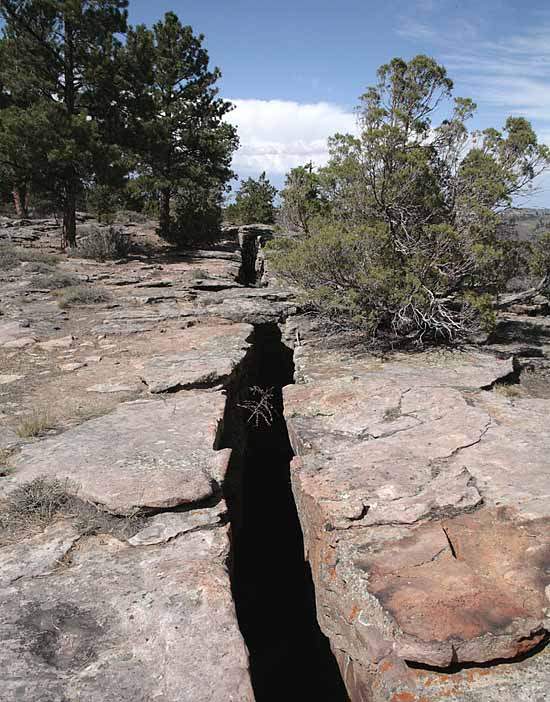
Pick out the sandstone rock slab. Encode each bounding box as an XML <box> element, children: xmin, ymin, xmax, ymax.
<box><xmin>0</xmin><ymin>521</ymin><xmax>80</xmax><ymax>587</ymax></box>
<box><xmin>141</xmin><ymin>322</ymin><xmax>253</xmax><ymax>392</ymax></box>
<box><xmin>0</xmin><ymin>527</ymin><xmax>254</xmax><ymax>701</ymax></box>
<box><xmin>284</xmin><ymin>343</ymin><xmax>550</xmax><ymax>700</ymax></box>
<box><xmin>36</xmin><ymin>335</ymin><xmax>75</xmax><ymax>351</ymax></box>
<box><xmin>11</xmin><ymin>394</ymin><xmax>231</xmax><ymax>514</ymax></box>
<box><xmin>128</xmin><ymin>501</ymin><xmax>226</xmax><ymax>546</ymax></box>
<box><xmin>0</xmin><ymin>374</ymin><xmax>25</xmax><ymax>385</ymax></box>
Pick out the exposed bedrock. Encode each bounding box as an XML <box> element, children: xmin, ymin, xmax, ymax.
<box><xmin>283</xmin><ymin>340</ymin><xmax>550</xmax><ymax>701</ymax></box>
<box><xmin>3</xmin><ymin>222</ymin><xmax>550</xmax><ymax>702</ymax></box>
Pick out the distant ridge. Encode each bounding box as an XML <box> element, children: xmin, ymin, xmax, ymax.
<box><xmin>499</xmin><ymin>207</ymin><xmax>550</xmax><ymax>242</ymax></box>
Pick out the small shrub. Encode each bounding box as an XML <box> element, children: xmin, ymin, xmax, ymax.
<box><xmin>16</xmin><ymin>411</ymin><xmax>56</xmax><ymax>438</ymax></box>
<box><xmin>494</xmin><ymin>383</ymin><xmax>523</xmax><ymax>399</ymax></box>
<box><xmin>267</xmin><ymin>225</ymin><xmax>497</xmax><ymax>343</ymax></box>
<box><xmin>189</xmin><ymin>268</ymin><xmax>211</xmax><ymax>279</ymax></box>
<box><xmin>73</xmin><ymin>226</ymin><xmax>131</xmax><ymax>261</ymax></box>
<box><xmin>0</xmin><ymin>247</ymin><xmax>20</xmax><ymax>271</ymax></box>
<box><xmin>238</xmin><ymin>386</ymin><xmax>277</xmax><ymax>427</ymax></box>
<box><xmin>0</xmin><ymin>477</ymin><xmax>69</xmax><ymax>530</ymax></box>
<box><xmin>0</xmin><ymin>245</ymin><xmax>59</xmax><ymax>271</ymax></box>
<box><xmin>56</xmin><ymin>285</ymin><xmax>110</xmax><ymax>308</ymax></box>
<box><xmin>32</xmin><ymin>271</ymin><xmax>80</xmax><ymax>289</ymax></box>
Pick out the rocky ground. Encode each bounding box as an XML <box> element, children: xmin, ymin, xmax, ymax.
<box><xmin>0</xmin><ymin>216</ymin><xmax>549</xmax><ymax>701</ymax></box>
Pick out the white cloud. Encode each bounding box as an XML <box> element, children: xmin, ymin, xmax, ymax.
<box><xmin>225</xmin><ymin>99</ymin><xmax>356</xmax><ymax>182</ymax></box>
<box><xmin>396</xmin><ymin>20</ymin><xmax>437</xmax><ymax>41</ymax></box>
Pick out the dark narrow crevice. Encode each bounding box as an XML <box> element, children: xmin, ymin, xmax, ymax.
<box><xmin>223</xmin><ymin>323</ymin><xmax>349</xmax><ymax>701</ymax></box>
<box><xmin>442</xmin><ymin>526</ymin><xmax>458</xmax><ymax>559</ymax></box>
<box><xmin>238</xmin><ymin>231</ymin><xmax>260</xmax><ymax>286</ymax></box>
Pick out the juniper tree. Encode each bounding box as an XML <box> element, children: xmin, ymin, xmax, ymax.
<box><xmin>0</xmin><ymin>0</ymin><xmax>128</xmax><ymax>246</ymax></box>
<box><xmin>271</xmin><ymin>56</ymin><xmax>550</xmax><ymax>342</ymax></box>
<box><xmin>122</xmin><ymin>12</ymin><xmax>238</xmax><ymax>239</ymax></box>
<box><xmin>280</xmin><ymin>162</ymin><xmax>324</xmax><ymax>234</ymax></box>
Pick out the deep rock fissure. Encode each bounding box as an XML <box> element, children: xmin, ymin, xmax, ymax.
<box><xmin>237</xmin><ymin>230</ymin><xmax>261</xmax><ymax>286</ymax></box>
<box><xmin>221</xmin><ymin>323</ymin><xmax>349</xmax><ymax>701</ymax></box>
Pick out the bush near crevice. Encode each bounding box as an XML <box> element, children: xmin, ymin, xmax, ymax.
<box><xmin>269</xmin><ymin>55</ymin><xmax>550</xmax><ymax>344</ymax></box>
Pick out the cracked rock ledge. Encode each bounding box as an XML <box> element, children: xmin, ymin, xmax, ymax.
<box><xmin>283</xmin><ymin>339</ymin><xmax>550</xmax><ymax>701</ymax></box>
<box><xmin>1</xmin><ymin>225</ymin><xmax>549</xmax><ymax>702</ymax></box>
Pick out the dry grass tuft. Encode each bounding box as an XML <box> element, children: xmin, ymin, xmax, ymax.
<box><xmin>32</xmin><ymin>271</ymin><xmax>80</xmax><ymax>289</ymax></box>
<box><xmin>0</xmin><ymin>477</ymin><xmax>145</xmax><ymax>544</ymax></box>
<box><xmin>55</xmin><ymin>285</ymin><xmax>110</xmax><ymax>309</ymax></box>
<box><xmin>0</xmin><ymin>245</ymin><xmax>59</xmax><ymax>271</ymax></box>
<box><xmin>494</xmin><ymin>383</ymin><xmax>523</xmax><ymax>399</ymax></box>
<box><xmin>16</xmin><ymin>411</ymin><xmax>56</xmax><ymax>438</ymax></box>
<box><xmin>0</xmin><ymin>477</ymin><xmax>69</xmax><ymax>532</ymax></box>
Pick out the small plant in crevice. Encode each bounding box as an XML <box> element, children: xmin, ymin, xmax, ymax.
<box><xmin>238</xmin><ymin>386</ymin><xmax>278</xmax><ymax>427</ymax></box>
<box><xmin>494</xmin><ymin>383</ymin><xmax>523</xmax><ymax>399</ymax></box>
<box><xmin>383</xmin><ymin>406</ymin><xmax>401</xmax><ymax>422</ymax></box>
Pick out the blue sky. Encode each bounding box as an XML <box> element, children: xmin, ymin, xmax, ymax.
<box><xmin>127</xmin><ymin>0</ymin><xmax>550</xmax><ymax>204</ymax></box>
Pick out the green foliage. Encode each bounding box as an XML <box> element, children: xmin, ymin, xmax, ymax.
<box><xmin>272</xmin><ymin>55</ymin><xmax>550</xmax><ymax>343</ymax></box>
<box><xmin>0</xmin><ymin>0</ymin><xmax>129</xmax><ymax>245</ymax></box>
<box><xmin>280</xmin><ymin>163</ymin><xmax>324</xmax><ymax>234</ymax></box>
<box><xmin>0</xmin><ymin>6</ymin><xmax>236</xmax><ymax>249</ymax></box>
<box><xmin>121</xmin><ymin>12</ymin><xmax>238</xmax><ymax>238</ymax></box>
<box><xmin>228</xmin><ymin>172</ymin><xmax>278</xmax><ymax>225</ymax></box>
<box><xmin>86</xmin><ymin>184</ymin><xmax>120</xmax><ymax>224</ymax></box>
<box><xmin>171</xmin><ymin>181</ymin><xmax>224</xmax><ymax>247</ymax></box>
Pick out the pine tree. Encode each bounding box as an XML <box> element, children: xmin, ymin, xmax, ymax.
<box><xmin>231</xmin><ymin>172</ymin><xmax>278</xmax><ymax>225</ymax></box>
<box><xmin>122</xmin><ymin>12</ymin><xmax>238</xmax><ymax>239</ymax></box>
<box><xmin>0</xmin><ymin>0</ymin><xmax>128</xmax><ymax>246</ymax></box>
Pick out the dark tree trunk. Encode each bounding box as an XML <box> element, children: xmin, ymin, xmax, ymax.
<box><xmin>61</xmin><ymin>17</ymin><xmax>77</xmax><ymax>249</ymax></box>
<box><xmin>159</xmin><ymin>188</ymin><xmax>171</xmax><ymax>237</ymax></box>
<box><xmin>12</xmin><ymin>185</ymin><xmax>28</xmax><ymax>218</ymax></box>
<box><xmin>62</xmin><ymin>182</ymin><xmax>77</xmax><ymax>248</ymax></box>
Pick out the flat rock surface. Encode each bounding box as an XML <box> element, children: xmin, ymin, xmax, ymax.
<box><xmin>0</xmin><ymin>520</ymin><xmax>80</xmax><ymax>587</ymax></box>
<box><xmin>11</xmin><ymin>393</ymin><xmax>231</xmax><ymax>514</ymax></box>
<box><xmin>0</xmin><ymin>225</ymin><xmax>283</xmax><ymax>700</ymax></box>
<box><xmin>141</xmin><ymin>322</ymin><xmax>253</xmax><ymax>392</ymax></box>
<box><xmin>284</xmin><ymin>341</ymin><xmax>550</xmax><ymax>699</ymax></box>
<box><xmin>0</xmin><ymin>526</ymin><xmax>254</xmax><ymax>702</ymax></box>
